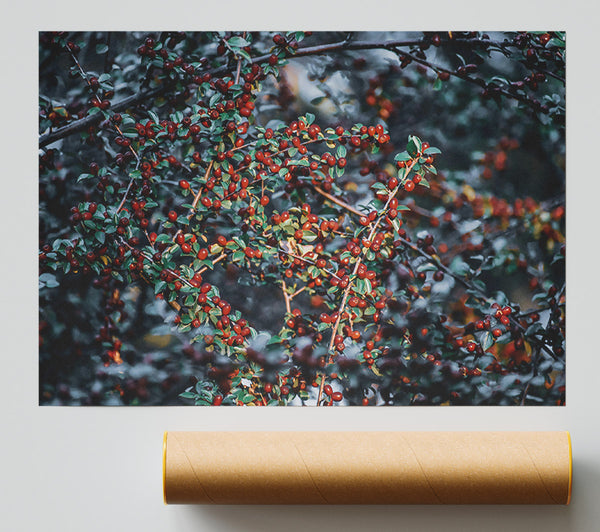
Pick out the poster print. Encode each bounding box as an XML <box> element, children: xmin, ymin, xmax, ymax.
<box><xmin>39</xmin><ymin>31</ymin><xmax>565</xmax><ymax>405</ymax></box>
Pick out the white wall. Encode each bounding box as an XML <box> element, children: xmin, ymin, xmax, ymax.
<box><xmin>2</xmin><ymin>1</ymin><xmax>599</xmax><ymax>530</ymax></box>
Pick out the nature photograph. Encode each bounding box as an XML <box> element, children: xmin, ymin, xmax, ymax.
<box><xmin>38</xmin><ymin>31</ymin><xmax>566</xmax><ymax>406</ymax></box>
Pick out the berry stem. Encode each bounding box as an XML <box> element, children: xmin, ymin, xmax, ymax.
<box><xmin>281</xmin><ymin>280</ymin><xmax>292</xmax><ymax>315</ymax></box>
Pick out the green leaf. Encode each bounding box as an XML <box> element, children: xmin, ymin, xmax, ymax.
<box><xmin>236</xmin><ymin>48</ymin><xmax>252</xmax><ymax>62</ymax></box>
<box><xmin>407</xmin><ymin>136</ymin><xmax>422</xmax><ymax>157</ymax></box>
<box><xmin>96</xmin><ymin>44</ymin><xmax>109</xmax><ymax>54</ymax></box>
<box><xmin>355</xmin><ymin>278</ymin><xmax>371</xmax><ymax>295</ymax></box>
<box><xmin>227</xmin><ymin>36</ymin><xmax>249</xmax><ymax>48</ymax></box>
<box><xmin>155</xmin><ymin>234</ymin><xmax>171</xmax><ymax>244</ymax></box>
<box><xmin>450</xmin><ymin>257</ymin><xmax>471</xmax><ymax>276</ymax></box>
<box><xmin>98</xmin><ymin>73</ymin><xmax>111</xmax><ymax>83</ymax></box>
<box><xmin>480</xmin><ymin>331</ymin><xmax>494</xmax><ymax>351</ymax></box>
<box><xmin>417</xmin><ymin>263</ymin><xmax>438</xmax><ymax>272</ymax></box>
<box><xmin>39</xmin><ymin>273</ymin><xmax>59</xmax><ymax>288</ymax></box>
<box><xmin>394</xmin><ymin>151</ymin><xmax>411</xmax><ymax>162</ymax></box>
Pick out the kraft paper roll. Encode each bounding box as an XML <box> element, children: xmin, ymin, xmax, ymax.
<box><xmin>163</xmin><ymin>431</ymin><xmax>572</xmax><ymax>505</ymax></box>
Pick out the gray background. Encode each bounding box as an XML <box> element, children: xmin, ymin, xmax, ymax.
<box><xmin>2</xmin><ymin>1</ymin><xmax>599</xmax><ymax>530</ymax></box>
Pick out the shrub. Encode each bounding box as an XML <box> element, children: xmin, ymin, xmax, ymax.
<box><xmin>39</xmin><ymin>31</ymin><xmax>565</xmax><ymax>405</ymax></box>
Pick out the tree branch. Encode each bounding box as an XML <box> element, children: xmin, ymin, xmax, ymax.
<box><xmin>317</xmin><ymin>158</ymin><xmax>419</xmax><ymax>405</ymax></box>
<box><xmin>312</xmin><ymin>179</ymin><xmax>564</xmax><ymax>367</ymax></box>
<box><xmin>42</xmin><ymin>35</ymin><xmax>559</xmax><ymax>148</ymax></box>
<box><xmin>281</xmin><ymin>280</ymin><xmax>292</xmax><ymax>315</ymax></box>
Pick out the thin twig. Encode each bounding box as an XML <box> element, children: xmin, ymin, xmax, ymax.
<box><xmin>233</xmin><ymin>32</ymin><xmax>247</xmax><ymax>85</ymax></box>
<box><xmin>314</xmin><ymin>186</ymin><xmax>363</xmax><ymax>217</ymax></box>
<box><xmin>172</xmin><ymin>161</ymin><xmax>215</xmax><ymax>242</ymax></box>
<box><xmin>291</xmin><ymin>286</ymin><xmax>307</xmax><ymax>299</ymax></box>
<box><xmin>190</xmin><ymin>162</ymin><xmax>214</xmax><ymax>210</ymax></box>
<box><xmin>282</xmin><ymin>280</ymin><xmax>292</xmax><ymax>315</ymax></box>
<box><xmin>198</xmin><ymin>252</ymin><xmax>227</xmax><ymax>275</ymax></box>
<box><xmin>116</xmin><ymin>177</ymin><xmax>136</xmax><ymax>213</ymax></box>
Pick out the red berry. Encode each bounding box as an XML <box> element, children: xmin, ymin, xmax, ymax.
<box><xmin>273</xmin><ymin>34</ymin><xmax>286</xmax><ymax>46</ymax></box>
<box><xmin>179</xmin><ymin>179</ymin><xmax>190</xmax><ymax>189</ymax></box>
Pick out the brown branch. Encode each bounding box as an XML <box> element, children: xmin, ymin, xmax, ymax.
<box><xmin>391</xmin><ymin>47</ymin><xmax>547</xmax><ymax>113</ymax></box>
<box><xmin>198</xmin><ymin>252</ymin><xmax>227</xmax><ymax>275</ymax></box>
<box><xmin>310</xmin><ymin>162</ymin><xmax>563</xmax><ymax>404</ymax></box>
<box><xmin>190</xmin><ymin>161</ymin><xmax>214</xmax><ymax>211</ymax></box>
<box><xmin>317</xmin><ymin>158</ymin><xmax>418</xmax><ymax>405</ymax></box>
<box><xmin>313</xmin><ymin>186</ymin><xmax>363</xmax><ymax>217</ymax></box>
<box><xmin>233</xmin><ymin>32</ymin><xmax>247</xmax><ymax>86</ymax></box>
<box><xmin>172</xmin><ymin>161</ymin><xmax>215</xmax><ymax>242</ymax></box>
<box><xmin>113</xmin><ymin>123</ymin><xmax>140</xmax><ymax>165</ymax></box>
<box><xmin>41</xmin><ymin>34</ymin><xmax>561</xmax><ymax>149</ymax></box>
<box><xmin>400</xmin><ymin>232</ymin><xmax>563</xmax><ymax>362</ymax></box>
<box><xmin>113</xmin><ymin>122</ymin><xmax>142</xmax><ymax>213</ymax></box>
<box><xmin>290</xmin><ymin>286</ymin><xmax>307</xmax><ymax>299</ymax></box>
<box><xmin>41</xmin><ymin>38</ymin><xmax>427</xmax><ymax>146</ymax></box>
<box><xmin>116</xmin><ymin>177</ymin><xmax>136</xmax><ymax>213</ymax></box>
<box><xmin>40</xmin><ymin>86</ymin><xmax>167</xmax><ymax>147</ymax></box>
<box><xmin>65</xmin><ymin>46</ymin><xmax>142</xmax><ymax>214</ymax></box>
<box><xmin>281</xmin><ymin>280</ymin><xmax>292</xmax><ymax>315</ymax></box>
<box><xmin>276</xmin><ymin>247</ymin><xmax>342</xmax><ymax>282</ymax></box>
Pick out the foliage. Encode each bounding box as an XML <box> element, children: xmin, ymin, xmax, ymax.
<box><xmin>39</xmin><ymin>31</ymin><xmax>565</xmax><ymax>405</ymax></box>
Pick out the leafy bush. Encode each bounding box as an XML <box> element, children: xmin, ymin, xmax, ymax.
<box><xmin>39</xmin><ymin>31</ymin><xmax>565</xmax><ymax>405</ymax></box>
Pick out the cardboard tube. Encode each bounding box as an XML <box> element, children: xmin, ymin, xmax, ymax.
<box><xmin>163</xmin><ymin>431</ymin><xmax>572</xmax><ymax>505</ymax></box>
